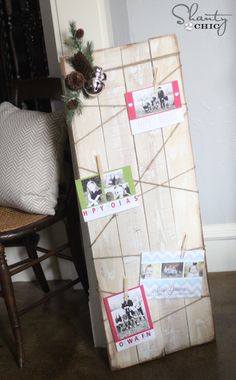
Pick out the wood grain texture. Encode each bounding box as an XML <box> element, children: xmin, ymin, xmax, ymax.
<box><xmin>62</xmin><ymin>34</ymin><xmax>214</xmax><ymax>370</ymax></box>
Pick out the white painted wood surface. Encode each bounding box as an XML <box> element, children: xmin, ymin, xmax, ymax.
<box><xmin>62</xmin><ymin>34</ymin><xmax>214</xmax><ymax>370</ymax></box>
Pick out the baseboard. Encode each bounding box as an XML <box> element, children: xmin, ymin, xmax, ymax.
<box><xmin>203</xmin><ymin>223</ymin><xmax>236</xmax><ymax>272</ymax></box>
<box><xmin>203</xmin><ymin>223</ymin><xmax>236</xmax><ymax>241</ymax></box>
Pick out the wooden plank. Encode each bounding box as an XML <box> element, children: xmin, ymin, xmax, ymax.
<box><xmin>186</xmin><ymin>297</ymin><xmax>215</xmax><ymax>345</ymax></box>
<box><xmin>108</xmin><ymin>341</ymin><xmax>139</xmax><ymax>370</ymax></box>
<box><xmin>94</xmin><ymin>257</ymin><xmax>124</xmax><ymax>293</ymax></box>
<box><xmin>149</xmin><ymin>35</ymin><xmax>179</xmax><ymax>58</ymax></box>
<box><xmin>116</xmin><ymin>201</ymin><xmax>150</xmax><ymax>256</ymax></box>
<box><xmin>142</xmin><ymin>186</ymin><xmax>177</xmax><ymax>251</ymax></box>
<box><xmin>160</xmin><ymin>308</ymin><xmax>190</xmax><ymax>354</ymax></box>
<box><xmin>93</xmin><ymin>47</ymin><xmax>122</xmax><ymax>71</ymax></box>
<box><xmin>63</xmin><ymin>34</ymin><xmax>214</xmax><ymax>370</ymax></box>
<box><xmin>89</xmin><ymin>216</ymin><xmax>122</xmax><ymax>259</ymax></box>
<box><xmin>136</xmin><ymin>321</ymin><xmax>165</xmax><ymax>361</ymax></box>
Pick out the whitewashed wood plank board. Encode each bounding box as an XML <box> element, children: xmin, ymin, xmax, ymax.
<box><xmin>62</xmin><ymin>34</ymin><xmax>214</xmax><ymax>370</ymax></box>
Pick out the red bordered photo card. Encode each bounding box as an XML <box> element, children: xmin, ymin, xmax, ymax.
<box><xmin>125</xmin><ymin>80</ymin><xmax>183</xmax><ymax>134</ymax></box>
<box><xmin>104</xmin><ymin>285</ymin><xmax>155</xmax><ymax>352</ymax></box>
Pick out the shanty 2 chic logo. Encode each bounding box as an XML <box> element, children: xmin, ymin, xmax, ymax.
<box><xmin>172</xmin><ymin>3</ymin><xmax>232</xmax><ymax>36</ymax></box>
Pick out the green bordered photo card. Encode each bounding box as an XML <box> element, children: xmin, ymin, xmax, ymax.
<box><xmin>75</xmin><ymin>165</ymin><xmax>139</xmax><ymax>222</ymax></box>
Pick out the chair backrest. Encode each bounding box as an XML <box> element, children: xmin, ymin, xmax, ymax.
<box><xmin>10</xmin><ymin>77</ymin><xmax>62</xmax><ymax>110</ymax></box>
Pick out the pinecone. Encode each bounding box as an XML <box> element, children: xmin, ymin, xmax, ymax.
<box><xmin>76</xmin><ymin>28</ymin><xmax>84</xmax><ymax>39</ymax></box>
<box><xmin>72</xmin><ymin>51</ymin><xmax>93</xmax><ymax>80</ymax></box>
<box><xmin>66</xmin><ymin>98</ymin><xmax>78</xmax><ymax>110</ymax></box>
<box><xmin>65</xmin><ymin>71</ymin><xmax>85</xmax><ymax>90</ymax></box>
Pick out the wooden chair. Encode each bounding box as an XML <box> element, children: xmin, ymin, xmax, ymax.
<box><xmin>0</xmin><ymin>77</ymin><xmax>88</xmax><ymax>368</ymax></box>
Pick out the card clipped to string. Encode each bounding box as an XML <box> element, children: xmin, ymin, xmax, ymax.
<box><xmin>125</xmin><ymin>80</ymin><xmax>184</xmax><ymax>135</ymax></box>
<box><xmin>75</xmin><ymin>165</ymin><xmax>139</xmax><ymax>222</ymax></box>
<box><xmin>104</xmin><ymin>285</ymin><xmax>155</xmax><ymax>352</ymax></box>
<box><xmin>140</xmin><ymin>250</ymin><xmax>205</xmax><ymax>299</ymax></box>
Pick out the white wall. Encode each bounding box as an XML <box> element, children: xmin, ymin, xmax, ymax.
<box><xmin>110</xmin><ymin>0</ymin><xmax>236</xmax><ymax>226</ymax></box>
<box><xmin>39</xmin><ymin>0</ymin><xmax>114</xmax><ymax>75</ymax></box>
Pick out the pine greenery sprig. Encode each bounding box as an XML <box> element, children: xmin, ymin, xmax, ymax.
<box><xmin>83</xmin><ymin>41</ymin><xmax>94</xmax><ymax>66</ymax></box>
<box><xmin>63</xmin><ymin>21</ymin><xmax>94</xmax><ymax>125</ymax></box>
<box><xmin>62</xmin><ymin>88</ymin><xmax>84</xmax><ymax>126</ymax></box>
<box><xmin>64</xmin><ymin>21</ymin><xmax>94</xmax><ymax>67</ymax></box>
<box><xmin>64</xmin><ymin>21</ymin><xmax>83</xmax><ymax>52</ymax></box>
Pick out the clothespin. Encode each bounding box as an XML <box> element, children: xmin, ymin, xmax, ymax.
<box><xmin>153</xmin><ymin>66</ymin><xmax>161</xmax><ymax>91</ymax></box>
<box><xmin>95</xmin><ymin>155</ymin><xmax>103</xmax><ymax>179</ymax></box>
<box><xmin>60</xmin><ymin>56</ymin><xmax>66</xmax><ymax>79</ymax></box>
<box><xmin>123</xmin><ymin>276</ymin><xmax>128</xmax><ymax>301</ymax></box>
<box><xmin>180</xmin><ymin>233</ymin><xmax>187</xmax><ymax>258</ymax></box>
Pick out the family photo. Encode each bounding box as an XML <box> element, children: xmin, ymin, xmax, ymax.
<box><xmin>104</xmin><ymin>286</ymin><xmax>151</xmax><ymax>341</ymax></box>
<box><xmin>161</xmin><ymin>262</ymin><xmax>184</xmax><ymax>278</ymax></box>
<box><xmin>132</xmin><ymin>82</ymin><xmax>175</xmax><ymax>119</ymax></box>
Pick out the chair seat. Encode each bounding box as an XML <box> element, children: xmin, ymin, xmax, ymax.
<box><xmin>0</xmin><ymin>206</ymin><xmax>48</xmax><ymax>238</ymax></box>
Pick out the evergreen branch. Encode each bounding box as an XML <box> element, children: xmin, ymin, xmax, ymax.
<box><xmin>63</xmin><ymin>21</ymin><xmax>95</xmax><ymax>126</ymax></box>
<box><xmin>82</xmin><ymin>41</ymin><xmax>94</xmax><ymax>66</ymax></box>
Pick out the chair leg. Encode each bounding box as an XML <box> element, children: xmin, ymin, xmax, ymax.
<box><xmin>65</xmin><ymin>220</ymin><xmax>89</xmax><ymax>293</ymax></box>
<box><xmin>24</xmin><ymin>234</ymin><xmax>50</xmax><ymax>293</ymax></box>
<box><xmin>0</xmin><ymin>243</ymin><xmax>24</xmax><ymax>368</ymax></box>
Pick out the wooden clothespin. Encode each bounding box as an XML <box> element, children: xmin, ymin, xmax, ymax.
<box><xmin>95</xmin><ymin>155</ymin><xmax>103</xmax><ymax>179</ymax></box>
<box><xmin>153</xmin><ymin>66</ymin><xmax>161</xmax><ymax>91</ymax></box>
<box><xmin>123</xmin><ymin>276</ymin><xmax>128</xmax><ymax>301</ymax></box>
<box><xmin>180</xmin><ymin>233</ymin><xmax>187</xmax><ymax>258</ymax></box>
<box><xmin>60</xmin><ymin>56</ymin><xmax>66</xmax><ymax>79</ymax></box>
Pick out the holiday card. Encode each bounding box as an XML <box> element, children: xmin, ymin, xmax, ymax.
<box><xmin>75</xmin><ymin>166</ymin><xmax>138</xmax><ymax>222</ymax></box>
<box><xmin>104</xmin><ymin>285</ymin><xmax>155</xmax><ymax>352</ymax></box>
<box><xmin>140</xmin><ymin>250</ymin><xmax>205</xmax><ymax>299</ymax></box>
<box><xmin>125</xmin><ymin>80</ymin><xmax>184</xmax><ymax>135</ymax></box>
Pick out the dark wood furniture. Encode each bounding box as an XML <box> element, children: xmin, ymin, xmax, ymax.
<box><xmin>0</xmin><ymin>77</ymin><xmax>88</xmax><ymax>368</ymax></box>
<box><xmin>0</xmin><ymin>0</ymin><xmax>49</xmax><ymax>102</ymax></box>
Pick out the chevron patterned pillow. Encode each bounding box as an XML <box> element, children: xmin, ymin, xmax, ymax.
<box><xmin>0</xmin><ymin>102</ymin><xmax>65</xmax><ymax>215</ymax></box>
